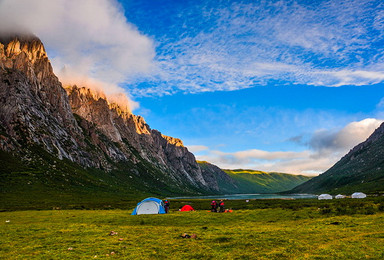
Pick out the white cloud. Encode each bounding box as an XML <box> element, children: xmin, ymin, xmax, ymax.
<box><xmin>194</xmin><ymin>118</ymin><xmax>383</xmax><ymax>175</ymax></box>
<box><xmin>309</xmin><ymin>118</ymin><xmax>384</xmax><ymax>153</ymax></box>
<box><xmin>376</xmin><ymin>97</ymin><xmax>384</xmax><ymax>109</ymax></box>
<box><xmin>232</xmin><ymin>149</ymin><xmax>310</xmax><ymax>161</ymax></box>
<box><xmin>186</xmin><ymin>145</ymin><xmax>209</xmax><ymax>153</ymax></box>
<box><xmin>196</xmin><ymin>149</ymin><xmax>325</xmax><ymax>175</ymax></box>
<box><xmin>0</xmin><ymin>0</ymin><xmax>155</xmax><ymax>111</ymax></box>
<box><xmin>317</xmin><ymin>70</ymin><xmax>384</xmax><ymax>87</ymax></box>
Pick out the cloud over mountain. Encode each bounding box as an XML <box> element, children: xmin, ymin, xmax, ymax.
<box><xmin>308</xmin><ymin>118</ymin><xmax>384</xmax><ymax>153</ymax></box>
<box><xmin>0</xmin><ymin>0</ymin><xmax>155</xmax><ymax>110</ymax></box>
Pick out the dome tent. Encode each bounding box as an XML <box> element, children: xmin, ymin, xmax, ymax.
<box><xmin>335</xmin><ymin>194</ymin><xmax>346</xmax><ymax>199</ymax></box>
<box><xmin>318</xmin><ymin>194</ymin><xmax>332</xmax><ymax>200</ymax></box>
<box><xmin>351</xmin><ymin>192</ymin><xmax>367</xmax><ymax>199</ymax></box>
<box><xmin>131</xmin><ymin>197</ymin><xmax>166</xmax><ymax>215</ymax></box>
<box><xmin>180</xmin><ymin>205</ymin><xmax>194</xmax><ymax>211</ymax></box>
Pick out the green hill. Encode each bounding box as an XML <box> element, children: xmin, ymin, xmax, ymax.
<box><xmin>224</xmin><ymin>169</ymin><xmax>312</xmax><ymax>193</ymax></box>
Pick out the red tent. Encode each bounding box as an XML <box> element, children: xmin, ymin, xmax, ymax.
<box><xmin>180</xmin><ymin>205</ymin><xmax>195</xmax><ymax>211</ymax></box>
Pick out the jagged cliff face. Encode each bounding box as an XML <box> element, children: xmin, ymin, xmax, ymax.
<box><xmin>0</xmin><ymin>35</ymin><xmax>92</xmax><ymax>165</ymax></box>
<box><xmin>0</xmin><ymin>35</ymin><xmax>219</xmax><ymax>194</ymax></box>
<box><xmin>198</xmin><ymin>161</ymin><xmax>238</xmax><ymax>192</ymax></box>
<box><xmin>65</xmin><ymin>85</ymin><xmax>207</xmax><ymax>188</ymax></box>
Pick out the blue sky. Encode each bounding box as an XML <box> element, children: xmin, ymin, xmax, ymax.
<box><xmin>2</xmin><ymin>0</ymin><xmax>384</xmax><ymax>174</ymax></box>
<box><xmin>121</xmin><ymin>0</ymin><xmax>384</xmax><ymax>174</ymax></box>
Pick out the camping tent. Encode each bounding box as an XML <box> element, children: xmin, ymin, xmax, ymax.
<box><xmin>131</xmin><ymin>197</ymin><xmax>166</xmax><ymax>215</ymax></box>
<box><xmin>335</xmin><ymin>194</ymin><xmax>346</xmax><ymax>199</ymax></box>
<box><xmin>180</xmin><ymin>205</ymin><xmax>194</xmax><ymax>211</ymax></box>
<box><xmin>351</xmin><ymin>192</ymin><xmax>367</xmax><ymax>199</ymax></box>
<box><xmin>318</xmin><ymin>194</ymin><xmax>332</xmax><ymax>200</ymax></box>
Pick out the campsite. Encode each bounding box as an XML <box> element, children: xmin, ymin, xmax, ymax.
<box><xmin>1</xmin><ymin>197</ymin><xmax>384</xmax><ymax>259</ymax></box>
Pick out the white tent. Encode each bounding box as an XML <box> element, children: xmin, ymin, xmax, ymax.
<box><xmin>318</xmin><ymin>194</ymin><xmax>332</xmax><ymax>200</ymax></box>
<box><xmin>335</xmin><ymin>194</ymin><xmax>346</xmax><ymax>199</ymax></box>
<box><xmin>351</xmin><ymin>192</ymin><xmax>366</xmax><ymax>199</ymax></box>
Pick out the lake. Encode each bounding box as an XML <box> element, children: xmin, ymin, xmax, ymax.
<box><xmin>167</xmin><ymin>193</ymin><xmax>317</xmax><ymax>200</ymax></box>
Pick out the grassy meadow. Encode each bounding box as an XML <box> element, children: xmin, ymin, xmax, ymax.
<box><xmin>1</xmin><ymin>198</ymin><xmax>384</xmax><ymax>259</ymax></box>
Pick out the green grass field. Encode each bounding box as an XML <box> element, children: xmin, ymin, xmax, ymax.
<box><xmin>1</xmin><ymin>199</ymin><xmax>384</xmax><ymax>259</ymax></box>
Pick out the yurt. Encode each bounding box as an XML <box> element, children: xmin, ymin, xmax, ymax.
<box><xmin>131</xmin><ymin>198</ymin><xmax>166</xmax><ymax>215</ymax></box>
<box><xmin>351</xmin><ymin>192</ymin><xmax>367</xmax><ymax>199</ymax></box>
<box><xmin>335</xmin><ymin>194</ymin><xmax>346</xmax><ymax>199</ymax></box>
<box><xmin>318</xmin><ymin>194</ymin><xmax>332</xmax><ymax>200</ymax></box>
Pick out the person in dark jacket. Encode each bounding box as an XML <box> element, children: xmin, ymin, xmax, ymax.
<box><xmin>210</xmin><ymin>200</ymin><xmax>217</xmax><ymax>212</ymax></box>
<box><xmin>164</xmin><ymin>200</ymin><xmax>170</xmax><ymax>213</ymax></box>
<box><xmin>218</xmin><ymin>200</ymin><xmax>225</xmax><ymax>213</ymax></box>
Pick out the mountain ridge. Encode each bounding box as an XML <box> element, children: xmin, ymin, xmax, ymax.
<box><xmin>0</xmin><ymin>34</ymin><xmax>227</xmax><ymax>201</ymax></box>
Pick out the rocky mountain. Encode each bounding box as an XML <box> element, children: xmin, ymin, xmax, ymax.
<box><xmin>0</xmin><ymin>34</ymin><xmax>231</xmax><ymax>206</ymax></box>
<box><xmin>197</xmin><ymin>161</ymin><xmax>239</xmax><ymax>193</ymax></box>
<box><xmin>291</xmin><ymin>122</ymin><xmax>384</xmax><ymax>194</ymax></box>
<box><xmin>0</xmin><ymin>34</ymin><xmax>318</xmax><ymax>210</ymax></box>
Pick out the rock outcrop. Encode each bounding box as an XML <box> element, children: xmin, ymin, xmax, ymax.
<box><xmin>198</xmin><ymin>161</ymin><xmax>238</xmax><ymax>192</ymax></box>
<box><xmin>0</xmin><ymin>35</ymin><xmax>92</xmax><ymax>165</ymax></box>
<box><xmin>65</xmin><ymin>84</ymin><xmax>208</xmax><ymax>188</ymax></box>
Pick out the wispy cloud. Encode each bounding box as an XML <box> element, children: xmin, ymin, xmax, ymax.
<box><xmin>128</xmin><ymin>0</ymin><xmax>384</xmax><ymax>96</ymax></box>
<box><xmin>186</xmin><ymin>145</ymin><xmax>209</xmax><ymax>153</ymax></box>
<box><xmin>377</xmin><ymin>97</ymin><xmax>384</xmax><ymax>109</ymax></box>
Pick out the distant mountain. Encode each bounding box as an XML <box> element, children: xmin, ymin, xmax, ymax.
<box><xmin>224</xmin><ymin>169</ymin><xmax>312</xmax><ymax>193</ymax></box>
<box><xmin>197</xmin><ymin>161</ymin><xmax>311</xmax><ymax>193</ymax></box>
<box><xmin>291</xmin><ymin>122</ymin><xmax>384</xmax><ymax>194</ymax></box>
<box><xmin>197</xmin><ymin>161</ymin><xmax>239</xmax><ymax>193</ymax></box>
<box><xmin>0</xmin><ymin>34</ymin><xmax>234</xmax><ymax>209</ymax></box>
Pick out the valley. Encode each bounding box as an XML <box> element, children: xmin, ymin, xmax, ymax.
<box><xmin>1</xmin><ymin>198</ymin><xmax>384</xmax><ymax>259</ymax></box>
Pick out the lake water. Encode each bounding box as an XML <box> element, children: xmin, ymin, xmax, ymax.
<box><xmin>167</xmin><ymin>193</ymin><xmax>317</xmax><ymax>200</ymax></box>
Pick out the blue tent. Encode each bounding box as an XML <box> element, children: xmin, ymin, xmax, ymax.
<box><xmin>131</xmin><ymin>197</ymin><xmax>166</xmax><ymax>215</ymax></box>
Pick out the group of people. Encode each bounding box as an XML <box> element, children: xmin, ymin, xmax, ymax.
<box><xmin>163</xmin><ymin>199</ymin><xmax>227</xmax><ymax>213</ymax></box>
<box><xmin>210</xmin><ymin>199</ymin><xmax>225</xmax><ymax>212</ymax></box>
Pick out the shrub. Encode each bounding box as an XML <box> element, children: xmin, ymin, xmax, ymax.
<box><xmin>364</xmin><ymin>206</ymin><xmax>376</xmax><ymax>215</ymax></box>
<box><xmin>336</xmin><ymin>206</ymin><xmax>348</xmax><ymax>215</ymax></box>
<box><xmin>320</xmin><ymin>207</ymin><xmax>332</xmax><ymax>214</ymax></box>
